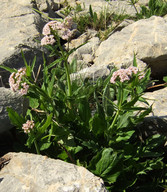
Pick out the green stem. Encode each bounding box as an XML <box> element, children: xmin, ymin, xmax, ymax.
<box><xmin>34</xmin><ymin>139</ymin><xmax>40</xmax><ymax>154</ymax></box>
<box><xmin>109</xmin><ymin>83</ymin><xmax>123</xmax><ymax>132</ymax></box>
<box><xmin>108</xmin><ymin>109</ymin><xmax>120</xmax><ymax>131</ymax></box>
<box><xmin>64</xmin><ymin>60</ymin><xmax>72</xmax><ymax>97</ymax></box>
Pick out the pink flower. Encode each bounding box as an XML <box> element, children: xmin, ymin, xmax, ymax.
<box><xmin>41</xmin><ymin>35</ymin><xmax>56</xmax><ymax>45</ymax></box>
<box><xmin>22</xmin><ymin>120</ymin><xmax>35</xmax><ymax>133</ymax></box>
<box><xmin>41</xmin><ymin>16</ymin><xmax>77</xmax><ymax>45</ymax></box>
<box><xmin>20</xmin><ymin>82</ymin><xmax>29</xmax><ymax>96</ymax></box>
<box><xmin>42</xmin><ymin>21</ymin><xmax>58</xmax><ymax>36</ymax></box>
<box><xmin>64</xmin><ymin>16</ymin><xmax>74</xmax><ymax>29</ymax></box>
<box><xmin>110</xmin><ymin>66</ymin><xmax>139</xmax><ymax>84</ymax></box>
<box><xmin>9</xmin><ymin>68</ymin><xmax>29</xmax><ymax>95</ymax></box>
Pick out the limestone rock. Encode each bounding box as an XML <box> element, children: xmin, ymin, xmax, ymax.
<box><xmin>0</xmin><ymin>88</ymin><xmax>24</xmax><ymax>133</ymax></box>
<box><xmin>66</xmin><ymin>0</ymin><xmax>139</xmax><ymax>17</ymax></box>
<box><xmin>69</xmin><ymin>37</ymin><xmax>100</xmax><ymax>70</ymax></box>
<box><xmin>94</xmin><ymin>16</ymin><xmax>167</xmax><ymax>78</ymax></box>
<box><xmin>0</xmin><ymin>152</ymin><xmax>108</xmax><ymax>192</ymax></box>
<box><xmin>0</xmin><ymin>0</ymin><xmax>44</xmax><ymax>84</ymax></box>
<box><xmin>140</xmin><ymin>87</ymin><xmax>167</xmax><ymax>118</ymax></box>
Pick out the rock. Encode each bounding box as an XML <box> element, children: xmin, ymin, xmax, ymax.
<box><xmin>35</xmin><ymin>0</ymin><xmax>60</xmax><ymax>12</ymax></box>
<box><xmin>71</xmin><ymin>64</ymin><xmax>111</xmax><ymax>80</ymax></box>
<box><xmin>63</xmin><ymin>0</ymin><xmax>139</xmax><ymax>17</ymax></box>
<box><xmin>140</xmin><ymin>87</ymin><xmax>167</xmax><ymax>118</ymax></box>
<box><xmin>0</xmin><ymin>88</ymin><xmax>24</xmax><ymax>133</ymax></box>
<box><xmin>0</xmin><ymin>152</ymin><xmax>108</xmax><ymax>192</ymax></box>
<box><xmin>0</xmin><ymin>0</ymin><xmax>44</xmax><ymax>85</ymax></box>
<box><xmin>94</xmin><ymin>16</ymin><xmax>167</xmax><ymax>78</ymax></box>
<box><xmin>69</xmin><ymin>37</ymin><xmax>100</xmax><ymax>69</ymax></box>
<box><xmin>135</xmin><ymin>86</ymin><xmax>167</xmax><ymax>137</ymax></box>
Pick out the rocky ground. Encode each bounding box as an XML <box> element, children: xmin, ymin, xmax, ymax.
<box><xmin>0</xmin><ymin>0</ymin><xmax>167</xmax><ymax>191</ymax></box>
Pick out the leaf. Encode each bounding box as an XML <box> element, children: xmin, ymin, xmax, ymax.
<box><xmin>133</xmin><ymin>53</ymin><xmax>137</xmax><ymax>67</ymax></box>
<box><xmin>96</xmin><ymin>148</ymin><xmax>115</xmax><ymax>175</ymax></box>
<box><xmin>21</xmin><ymin>50</ymin><xmax>31</xmax><ymax>77</ymax></box>
<box><xmin>88</xmin><ymin>148</ymin><xmax>122</xmax><ymax>183</ymax></box>
<box><xmin>38</xmin><ymin>113</ymin><xmax>53</xmax><ymax>135</ymax></box>
<box><xmin>102</xmin><ymin>83</ymin><xmax>114</xmax><ymax>116</ymax></box>
<box><xmin>0</xmin><ymin>65</ymin><xmax>17</xmax><ymax>73</ymax></box>
<box><xmin>46</xmin><ymin>58</ymin><xmax>63</xmax><ymax>70</ymax></box>
<box><xmin>47</xmin><ymin>68</ymin><xmax>56</xmax><ymax>97</ymax></box>
<box><xmin>39</xmin><ymin>142</ymin><xmax>52</xmax><ymax>151</ymax></box>
<box><xmin>78</xmin><ymin>98</ymin><xmax>91</xmax><ymax>125</ymax></box>
<box><xmin>117</xmin><ymin>112</ymin><xmax>132</xmax><ymax>129</ymax></box>
<box><xmin>116</xmin><ymin>130</ymin><xmax>135</xmax><ymax>142</ymax></box>
<box><xmin>163</xmin><ymin>76</ymin><xmax>167</xmax><ymax>83</ymax></box>
<box><xmin>89</xmin><ymin>113</ymin><xmax>106</xmax><ymax>136</ymax></box>
<box><xmin>31</xmin><ymin>56</ymin><xmax>36</xmax><ymax>72</ymax></box>
<box><xmin>7</xmin><ymin>107</ymin><xmax>25</xmax><ymax>128</ymax></box>
<box><xmin>93</xmin><ymin>12</ymin><xmax>97</xmax><ymax>24</ymax></box>
<box><xmin>26</xmin><ymin>134</ymin><xmax>35</xmax><ymax>148</ymax></box>
<box><xmin>29</xmin><ymin>97</ymin><xmax>39</xmax><ymax>108</ymax></box>
<box><xmin>89</xmin><ymin>5</ymin><xmax>94</xmax><ymax>19</ymax></box>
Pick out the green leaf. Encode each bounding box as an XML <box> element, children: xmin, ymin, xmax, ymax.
<box><xmin>163</xmin><ymin>76</ymin><xmax>167</xmax><ymax>82</ymax></box>
<box><xmin>0</xmin><ymin>65</ymin><xmax>17</xmax><ymax>73</ymax></box>
<box><xmin>26</xmin><ymin>134</ymin><xmax>35</xmax><ymax>148</ymax></box>
<box><xmin>7</xmin><ymin>107</ymin><xmax>25</xmax><ymax>128</ymax></box>
<box><xmin>89</xmin><ymin>148</ymin><xmax>122</xmax><ymax>183</ymax></box>
<box><xmin>93</xmin><ymin>12</ymin><xmax>97</xmax><ymax>24</ymax></box>
<box><xmin>47</xmin><ymin>68</ymin><xmax>56</xmax><ymax>97</ymax></box>
<box><xmin>102</xmin><ymin>84</ymin><xmax>114</xmax><ymax>116</ymax></box>
<box><xmin>89</xmin><ymin>113</ymin><xmax>106</xmax><ymax>136</ymax></box>
<box><xmin>38</xmin><ymin>113</ymin><xmax>53</xmax><ymax>135</ymax></box>
<box><xmin>78</xmin><ymin>98</ymin><xmax>91</xmax><ymax>124</ymax></box>
<box><xmin>21</xmin><ymin>50</ymin><xmax>31</xmax><ymax>77</ymax></box>
<box><xmin>39</xmin><ymin>142</ymin><xmax>52</xmax><ymax>151</ymax></box>
<box><xmin>31</xmin><ymin>56</ymin><xmax>36</xmax><ymax>72</ymax></box>
<box><xmin>117</xmin><ymin>112</ymin><xmax>132</xmax><ymax>129</ymax></box>
<box><xmin>133</xmin><ymin>53</ymin><xmax>137</xmax><ymax>67</ymax></box>
<box><xmin>46</xmin><ymin>58</ymin><xmax>63</xmax><ymax>69</ymax></box>
<box><xmin>96</xmin><ymin>148</ymin><xmax>115</xmax><ymax>175</ymax></box>
<box><xmin>116</xmin><ymin>130</ymin><xmax>135</xmax><ymax>142</ymax></box>
<box><xmin>29</xmin><ymin>97</ymin><xmax>39</xmax><ymax>108</ymax></box>
<box><xmin>89</xmin><ymin>5</ymin><xmax>94</xmax><ymax>19</ymax></box>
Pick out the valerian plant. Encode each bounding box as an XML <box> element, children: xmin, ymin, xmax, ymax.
<box><xmin>1</xmin><ymin>16</ymin><xmax>167</xmax><ymax>192</ymax></box>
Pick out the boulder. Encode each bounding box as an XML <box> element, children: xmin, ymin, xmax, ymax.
<box><xmin>0</xmin><ymin>88</ymin><xmax>25</xmax><ymax>133</ymax></box>
<box><xmin>69</xmin><ymin>36</ymin><xmax>100</xmax><ymax>70</ymax></box>
<box><xmin>94</xmin><ymin>16</ymin><xmax>167</xmax><ymax>78</ymax></box>
<box><xmin>0</xmin><ymin>0</ymin><xmax>44</xmax><ymax>84</ymax></box>
<box><xmin>0</xmin><ymin>152</ymin><xmax>108</xmax><ymax>192</ymax></box>
<box><xmin>140</xmin><ymin>86</ymin><xmax>167</xmax><ymax>118</ymax></box>
<box><xmin>61</xmin><ymin>0</ymin><xmax>140</xmax><ymax>17</ymax></box>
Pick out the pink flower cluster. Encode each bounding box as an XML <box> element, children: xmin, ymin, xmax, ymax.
<box><xmin>22</xmin><ymin>120</ymin><xmax>35</xmax><ymax>134</ymax></box>
<box><xmin>41</xmin><ymin>16</ymin><xmax>76</xmax><ymax>45</ymax></box>
<box><xmin>110</xmin><ymin>66</ymin><xmax>140</xmax><ymax>84</ymax></box>
<box><xmin>9</xmin><ymin>68</ymin><xmax>29</xmax><ymax>95</ymax></box>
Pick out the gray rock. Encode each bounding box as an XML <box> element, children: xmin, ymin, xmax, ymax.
<box><xmin>139</xmin><ymin>86</ymin><xmax>167</xmax><ymax>118</ymax></box>
<box><xmin>0</xmin><ymin>152</ymin><xmax>108</xmax><ymax>192</ymax></box>
<box><xmin>94</xmin><ymin>16</ymin><xmax>167</xmax><ymax>78</ymax></box>
<box><xmin>63</xmin><ymin>0</ymin><xmax>139</xmax><ymax>17</ymax></box>
<box><xmin>69</xmin><ymin>37</ymin><xmax>100</xmax><ymax>70</ymax></box>
<box><xmin>0</xmin><ymin>0</ymin><xmax>44</xmax><ymax>84</ymax></box>
<box><xmin>135</xmin><ymin>86</ymin><xmax>167</xmax><ymax>137</ymax></box>
<box><xmin>0</xmin><ymin>88</ymin><xmax>24</xmax><ymax>133</ymax></box>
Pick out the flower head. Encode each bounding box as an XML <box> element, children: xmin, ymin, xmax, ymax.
<box><xmin>42</xmin><ymin>21</ymin><xmax>58</xmax><ymax>36</ymax></box>
<box><xmin>22</xmin><ymin>120</ymin><xmax>35</xmax><ymax>134</ymax></box>
<box><xmin>110</xmin><ymin>66</ymin><xmax>139</xmax><ymax>84</ymax></box>
<box><xmin>41</xmin><ymin>16</ymin><xmax>77</xmax><ymax>45</ymax></box>
<box><xmin>9</xmin><ymin>68</ymin><xmax>29</xmax><ymax>95</ymax></box>
<box><xmin>41</xmin><ymin>35</ymin><xmax>56</xmax><ymax>46</ymax></box>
